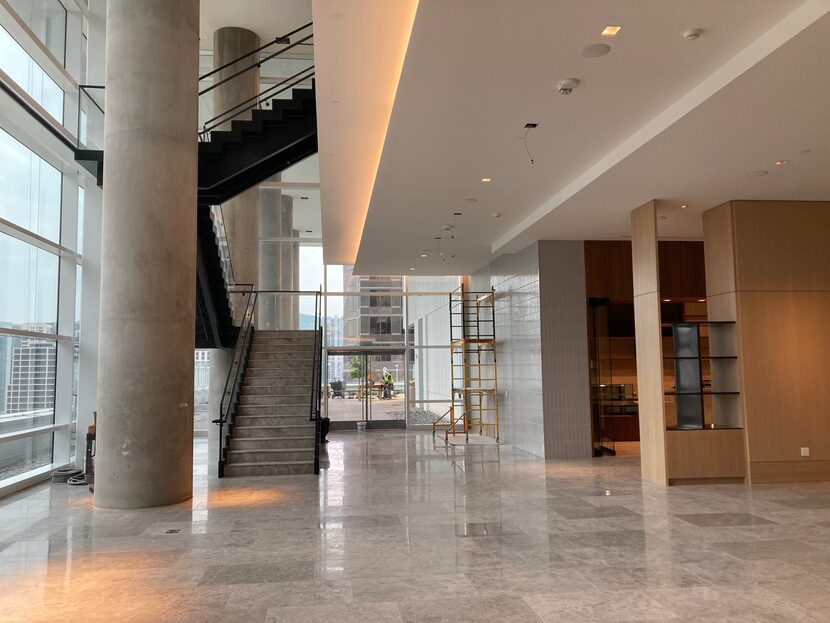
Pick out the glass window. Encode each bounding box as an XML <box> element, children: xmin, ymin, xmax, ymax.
<box><xmin>0</xmin><ymin>233</ymin><xmax>59</xmax><ymax>333</ymax></box>
<box><xmin>6</xmin><ymin>0</ymin><xmax>67</xmax><ymax>64</ymax></box>
<box><xmin>0</xmin><ymin>431</ymin><xmax>54</xmax><ymax>483</ymax></box>
<box><xmin>0</xmin><ymin>128</ymin><xmax>62</xmax><ymax>242</ymax></box>
<box><xmin>0</xmin><ymin>334</ymin><xmax>56</xmax><ymax>420</ymax></box>
<box><xmin>76</xmin><ymin>186</ymin><xmax>84</xmax><ymax>254</ymax></box>
<box><xmin>0</xmin><ymin>26</ymin><xmax>64</xmax><ymax>121</ymax></box>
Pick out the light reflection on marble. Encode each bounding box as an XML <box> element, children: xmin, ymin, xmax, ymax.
<box><xmin>0</xmin><ymin>431</ymin><xmax>829</xmax><ymax>621</ymax></box>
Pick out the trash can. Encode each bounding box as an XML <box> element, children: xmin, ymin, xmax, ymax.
<box><xmin>356</xmin><ymin>421</ymin><xmax>367</xmax><ymax>433</ymax></box>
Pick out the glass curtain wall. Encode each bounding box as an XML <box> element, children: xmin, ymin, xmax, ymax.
<box><xmin>0</xmin><ymin>125</ymin><xmax>82</xmax><ymax>486</ymax></box>
<box><xmin>320</xmin><ymin>266</ymin><xmax>460</xmax><ymax>427</ymax></box>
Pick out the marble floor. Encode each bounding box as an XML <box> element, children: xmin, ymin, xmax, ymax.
<box><xmin>2</xmin><ymin>431</ymin><xmax>830</xmax><ymax>622</ymax></box>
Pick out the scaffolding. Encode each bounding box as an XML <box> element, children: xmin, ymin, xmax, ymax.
<box><xmin>433</xmin><ymin>284</ymin><xmax>500</xmax><ymax>443</ymax></box>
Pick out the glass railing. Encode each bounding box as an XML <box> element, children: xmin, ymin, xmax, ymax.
<box><xmin>77</xmin><ymin>85</ymin><xmax>104</xmax><ymax>151</ymax></box>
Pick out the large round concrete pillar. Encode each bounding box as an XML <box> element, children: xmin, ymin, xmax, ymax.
<box><xmin>95</xmin><ymin>0</ymin><xmax>199</xmax><ymax>509</ymax></box>
<box><xmin>213</xmin><ymin>28</ymin><xmax>260</xmax><ymax>320</ymax></box>
<box><xmin>259</xmin><ymin>191</ymin><xmax>295</xmax><ymax>329</ymax></box>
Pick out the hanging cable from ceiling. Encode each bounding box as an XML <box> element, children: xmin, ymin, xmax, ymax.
<box><xmin>523</xmin><ymin>122</ymin><xmax>538</xmax><ymax>165</ymax></box>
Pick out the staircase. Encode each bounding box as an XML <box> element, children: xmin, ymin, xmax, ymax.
<box><xmin>224</xmin><ymin>330</ymin><xmax>317</xmax><ymax>476</ymax></box>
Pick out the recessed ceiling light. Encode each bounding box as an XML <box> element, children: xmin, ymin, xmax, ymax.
<box><xmin>492</xmin><ymin>212</ymin><xmax>501</xmax><ymax>218</ymax></box>
<box><xmin>663</xmin><ymin>298</ymin><xmax>671</xmax><ymax>302</ymax></box>
<box><xmin>680</xmin><ymin>204</ymin><xmax>688</xmax><ymax>209</ymax></box>
<box><xmin>331</xmin><ymin>13</ymin><xmax>345</xmax><ymax>20</ymax></box>
<box><xmin>774</xmin><ymin>159</ymin><xmax>790</xmax><ymax>166</ymax></box>
<box><xmin>583</xmin><ymin>43</ymin><xmax>611</xmax><ymax>58</ymax></box>
<box><xmin>420</xmin><ymin>252</ymin><xmax>428</xmax><ymax>258</ymax></box>
<box><xmin>481</xmin><ymin>177</ymin><xmax>492</xmax><ymax>183</ymax></box>
<box><xmin>698</xmin><ymin>299</ymin><xmax>706</xmax><ymax>303</ymax></box>
<box><xmin>409</xmin><ymin>267</ymin><xmax>415</xmax><ymax>271</ymax></box>
<box><xmin>463</xmin><ymin>198</ymin><xmax>477</xmax><ymax>203</ymax></box>
<box><xmin>601</xmin><ymin>25</ymin><xmax>622</xmax><ymax>37</ymax></box>
<box><xmin>746</xmin><ymin>169</ymin><xmax>768</xmax><ymax>177</ymax></box>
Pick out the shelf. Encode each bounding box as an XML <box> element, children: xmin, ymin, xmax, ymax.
<box><xmin>666</xmin><ymin>425</ymin><xmax>744</xmax><ymax>431</ymax></box>
<box><xmin>664</xmin><ymin>391</ymin><xmax>739</xmax><ymax>396</ymax></box>
<box><xmin>663</xmin><ymin>356</ymin><xmax>738</xmax><ymax>360</ymax></box>
<box><xmin>660</xmin><ymin>320</ymin><xmax>735</xmax><ymax>326</ymax></box>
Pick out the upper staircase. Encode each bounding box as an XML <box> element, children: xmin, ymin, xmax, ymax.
<box><xmin>74</xmin><ymin>23</ymin><xmax>317</xmax><ymax>350</ymax></box>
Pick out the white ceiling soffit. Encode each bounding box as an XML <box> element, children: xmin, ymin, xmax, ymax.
<box><xmin>199</xmin><ymin>0</ymin><xmax>312</xmax><ymax>48</ymax></box>
<box><xmin>312</xmin><ymin>0</ymin><xmax>420</xmax><ymax>266</ymax></box>
<box><xmin>353</xmin><ymin>0</ymin><xmax>830</xmax><ymax>276</ymax></box>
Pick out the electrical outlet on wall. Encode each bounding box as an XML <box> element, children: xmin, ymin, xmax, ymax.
<box><xmin>801</xmin><ymin>447</ymin><xmax>811</xmax><ymax>457</ymax></box>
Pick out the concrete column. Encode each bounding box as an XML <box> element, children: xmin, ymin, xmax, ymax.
<box><xmin>259</xmin><ymin>191</ymin><xmax>295</xmax><ymax>329</ymax></box>
<box><xmin>95</xmin><ymin>0</ymin><xmax>199</xmax><ymax>509</ymax></box>
<box><xmin>213</xmin><ymin>28</ymin><xmax>260</xmax><ymax>320</ymax></box>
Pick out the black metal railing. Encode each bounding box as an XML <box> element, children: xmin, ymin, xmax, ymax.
<box><xmin>214</xmin><ymin>285</ymin><xmax>256</xmax><ymax>477</ymax></box>
<box><xmin>310</xmin><ymin>290</ymin><xmax>323</xmax><ymax>474</ymax></box>
<box><xmin>198</xmin><ymin>21</ymin><xmax>314</xmax><ymax>140</ymax></box>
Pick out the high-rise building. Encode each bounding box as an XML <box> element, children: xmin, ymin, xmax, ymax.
<box><xmin>5</xmin><ymin>335</ymin><xmax>56</xmax><ymax>415</ymax></box>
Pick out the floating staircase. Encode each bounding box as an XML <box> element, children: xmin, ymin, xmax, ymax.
<box><xmin>224</xmin><ymin>330</ymin><xmax>317</xmax><ymax>476</ymax></box>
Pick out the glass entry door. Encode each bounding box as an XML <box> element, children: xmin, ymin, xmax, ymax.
<box><xmin>326</xmin><ymin>349</ymin><xmax>406</xmax><ymax>428</ymax></box>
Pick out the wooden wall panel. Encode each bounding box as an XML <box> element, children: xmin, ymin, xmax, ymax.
<box><xmin>584</xmin><ymin>241</ymin><xmax>634</xmax><ymax>301</ymax></box>
<box><xmin>666</xmin><ymin>429</ymin><xmax>746</xmax><ymax>480</ymax></box>
<box><xmin>658</xmin><ymin>241</ymin><xmax>706</xmax><ymax>299</ymax></box>
<box><xmin>631</xmin><ymin>202</ymin><xmax>667</xmax><ymax>485</ymax></box>
<box><xmin>703</xmin><ymin>202</ymin><xmax>736</xmax><ymax>298</ymax></box>
<box><xmin>739</xmin><ymin>291</ymin><xmax>830</xmax><ymax>465</ymax></box>
<box><xmin>632</xmin><ymin>201</ymin><xmax>659</xmax><ymax>297</ymax></box>
<box><xmin>732</xmin><ymin>201</ymin><xmax>830</xmax><ymax>292</ymax></box>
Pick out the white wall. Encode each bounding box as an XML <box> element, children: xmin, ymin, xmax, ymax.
<box><xmin>473</xmin><ymin>243</ymin><xmax>545</xmax><ymax>457</ymax></box>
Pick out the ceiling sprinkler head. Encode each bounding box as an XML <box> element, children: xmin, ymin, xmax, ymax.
<box><xmin>684</xmin><ymin>28</ymin><xmax>703</xmax><ymax>41</ymax></box>
<box><xmin>557</xmin><ymin>78</ymin><xmax>580</xmax><ymax>95</ymax></box>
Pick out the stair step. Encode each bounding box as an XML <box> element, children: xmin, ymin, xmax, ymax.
<box><xmin>243</xmin><ymin>383</ymin><xmax>310</xmax><ymax>394</ymax></box>
<box><xmin>232</xmin><ymin>424</ymin><xmax>315</xmax><ymax>438</ymax></box>
<box><xmin>245</xmin><ymin>368</ymin><xmax>312</xmax><ymax>379</ymax></box>
<box><xmin>237</xmin><ymin>405</ymin><xmax>308</xmax><ymax>416</ymax></box>
<box><xmin>240</xmin><ymin>395</ymin><xmax>309</xmax><ymax>405</ymax></box>
<box><xmin>230</xmin><ymin>436</ymin><xmax>315</xmax><ymax>450</ymax></box>
<box><xmin>227</xmin><ymin>448</ymin><xmax>315</xmax><ymax>463</ymax></box>
<box><xmin>224</xmin><ymin>461</ymin><xmax>315</xmax><ymax>477</ymax></box>
<box><xmin>235</xmin><ymin>415</ymin><xmax>310</xmax><ymax>426</ymax></box>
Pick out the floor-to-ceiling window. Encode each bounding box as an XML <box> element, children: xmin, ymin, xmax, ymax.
<box><xmin>0</xmin><ymin>126</ymin><xmax>83</xmax><ymax>487</ymax></box>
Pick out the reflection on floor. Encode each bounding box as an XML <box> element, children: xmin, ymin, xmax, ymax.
<box><xmin>2</xmin><ymin>431</ymin><xmax>830</xmax><ymax>621</ymax></box>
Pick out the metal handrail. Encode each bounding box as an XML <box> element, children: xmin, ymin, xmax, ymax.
<box><xmin>310</xmin><ymin>289</ymin><xmax>323</xmax><ymax>474</ymax></box>
<box><xmin>199</xmin><ymin>21</ymin><xmax>312</xmax><ymax>82</ymax></box>
<box><xmin>214</xmin><ymin>285</ymin><xmax>256</xmax><ymax>477</ymax></box>
<box><xmin>199</xmin><ymin>30</ymin><xmax>314</xmax><ymax>97</ymax></box>
<box><xmin>200</xmin><ymin>65</ymin><xmax>315</xmax><ymax>136</ymax></box>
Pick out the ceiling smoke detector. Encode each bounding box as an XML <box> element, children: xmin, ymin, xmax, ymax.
<box><xmin>557</xmin><ymin>78</ymin><xmax>580</xmax><ymax>95</ymax></box>
<box><xmin>684</xmin><ymin>28</ymin><xmax>703</xmax><ymax>41</ymax></box>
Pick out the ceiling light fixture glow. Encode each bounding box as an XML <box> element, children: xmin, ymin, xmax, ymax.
<box><xmin>680</xmin><ymin>204</ymin><xmax>688</xmax><ymax>209</ymax></box>
<box><xmin>774</xmin><ymin>159</ymin><xmax>790</xmax><ymax>166</ymax></box>
<box><xmin>601</xmin><ymin>25</ymin><xmax>622</xmax><ymax>36</ymax></box>
<box><xmin>481</xmin><ymin>177</ymin><xmax>492</xmax><ymax>183</ymax></box>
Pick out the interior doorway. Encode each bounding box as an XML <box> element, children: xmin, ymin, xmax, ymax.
<box><xmin>588</xmin><ymin>298</ymin><xmax>640</xmax><ymax>457</ymax></box>
<box><xmin>326</xmin><ymin>349</ymin><xmax>406</xmax><ymax>428</ymax></box>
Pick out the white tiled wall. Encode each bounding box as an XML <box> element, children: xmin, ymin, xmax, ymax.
<box><xmin>472</xmin><ymin>243</ymin><xmax>545</xmax><ymax>457</ymax></box>
<box><xmin>473</xmin><ymin>241</ymin><xmax>592</xmax><ymax>459</ymax></box>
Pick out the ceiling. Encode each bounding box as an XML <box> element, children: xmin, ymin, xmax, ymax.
<box><xmin>311</xmin><ymin>0</ymin><xmax>830</xmax><ymax>275</ymax></box>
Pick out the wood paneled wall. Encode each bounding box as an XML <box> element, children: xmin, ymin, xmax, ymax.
<box><xmin>585</xmin><ymin>240</ymin><xmax>706</xmax><ymax>301</ymax></box>
<box><xmin>704</xmin><ymin>200</ymin><xmax>830</xmax><ymax>483</ymax></box>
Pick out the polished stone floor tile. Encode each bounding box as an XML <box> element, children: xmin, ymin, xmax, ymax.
<box><xmin>1</xmin><ymin>431</ymin><xmax>830</xmax><ymax>621</ymax></box>
<box><xmin>675</xmin><ymin>512</ymin><xmax>775</xmax><ymax>527</ymax></box>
